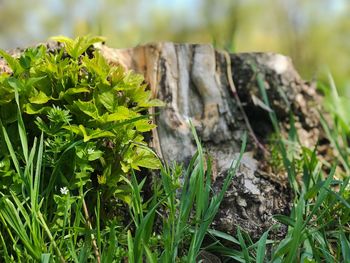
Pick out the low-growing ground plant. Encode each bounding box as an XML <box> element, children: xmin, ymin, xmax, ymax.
<box><xmin>0</xmin><ymin>35</ymin><xmax>163</xmax><ymax>205</ymax></box>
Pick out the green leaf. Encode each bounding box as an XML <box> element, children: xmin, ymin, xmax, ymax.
<box><xmin>127</xmin><ymin>230</ymin><xmax>135</xmax><ymax>263</ymax></box>
<box><xmin>25</xmin><ymin>76</ymin><xmax>46</xmax><ymax>90</ymax></box>
<box><xmin>63</xmin><ymin>87</ymin><xmax>90</xmax><ymax>96</ymax></box>
<box><xmin>7</xmin><ymin>77</ymin><xmax>24</xmax><ymax>92</ymax></box>
<box><xmin>74</xmin><ymin>100</ymin><xmax>99</xmax><ymax>120</ymax></box>
<box><xmin>138</xmin><ymin>98</ymin><xmax>164</xmax><ymax>107</ymax></box>
<box><xmin>0</xmin><ymin>83</ymin><xmax>14</xmax><ymax>104</ymax></box>
<box><xmin>104</xmin><ymin>106</ymin><xmax>135</xmax><ymax>122</ymax></box>
<box><xmin>51</xmin><ymin>35</ymin><xmax>105</xmax><ymax>59</ymax></box>
<box><xmin>79</xmin><ymin>125</ymin><xmax>91</xmax><ymax>142</ymax></box>
<box><xmin>129</xmin><ymin>146</ymin><xmax>161</xmax><ymax>170</ymax></box>
<box><xmin>41</xmin><ymin>253</ymin><xmax>51</xmax><ymax>263</ymax></box>
<box><xmin>256</xmin><ymin>230</ymin><xmax>269</xmax><ymax>263</ymax></box>
<box><xmin>0</xmin><ymin>49</ymin><xmax>23</xmax><ymax>74</ymax></box>
<box><xmin>98</xmin><ymin>89</ymin><xmax>117</xmax><ymax>112</ymax></box>
<box><xmin>82</xmin><ymin>50</ymin><xmax>110</xmax><ymax>84</ymax></box>
<box><xmin>134</xmin><ymin>119</ymin><xmax>156</xmax><ymax>132</ymax></box>
<box><xmin>144</xmin><ymin>243</ymin><xmax>157</xmax><ymax>263</ymax></box>
<box><xmin>24</xmin><ymin>103</ymin><xmax>50</xmax><ymax>114</ymax></box>
<box><xmin>63</xmin><ymin>125</ymin><xmax>115</xmax><ymax>142</ymax></box>
<box><xmin>340</xmin><ymin>229</ymin><xmax>350</xmax><ymax>262</ymax></box>
<box><xmin>29</xmin><ymin>91</ymin><xmax>51</xmax><ymax>104</ymax></box>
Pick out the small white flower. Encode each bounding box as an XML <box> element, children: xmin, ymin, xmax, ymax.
<box><xmin>60</xmin><ymin>187</ymin><xmax>69</xmax><ymax>195</ymax></box>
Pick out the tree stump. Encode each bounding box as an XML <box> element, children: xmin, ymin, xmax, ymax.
<box><xmin>98</xmin><ymin>42</ymin><xmax>321</xmax><ymax>239</ymax></box>
<box><xmin>0</xmin><ymin>41</ymin><xmax>321</xmax><ymax>239</ymax></box>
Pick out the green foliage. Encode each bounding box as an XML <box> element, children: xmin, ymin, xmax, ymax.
<box><xmin>0</xmin><ymin>35</ymin><xmax>163</xmax><ymax>198</ymax></box>
<box><xmin>0</xmin><ymin>108</ymin><xmax>247</xmax><ymax>261</ymax></box>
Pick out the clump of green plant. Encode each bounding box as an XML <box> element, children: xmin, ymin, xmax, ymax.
<box><xmin>0</xmin><ymin>105</ymin><xmax>129</xmax><ymax>262</ymax></box>
<box><xmin>0</xmin><ymin>35</ymin><xmax>163</xmax><ymax>200</ymax></box>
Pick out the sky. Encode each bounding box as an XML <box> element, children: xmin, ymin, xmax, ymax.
<box><xmin>0</xmin><ymin>0</ymin><xmax>348</xmax><ymax>49</ymax></box>
<box><xmin>0</xmin><ymin>0</ymin><xmax>349</xmax><ymax>91</ymax></box>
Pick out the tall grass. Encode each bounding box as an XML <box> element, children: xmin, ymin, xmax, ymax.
<box><xmin>0</xmin><ymin>91</ymin><xmax>64</xmax><ymax>262</ymax></box>
<box><xmin>0</xmin><ymin>102</ymin><xmax>247</xmax><ymax>262</ymax></box>
<box><xmin>126</xmin><ymin>122</ymin><xmax>246</xmax><ymax>261</ymax></box>
<box><xmin>205</xmin><ymin>69</ymin><xmax>350</xmax><ymax>262</ymax></box>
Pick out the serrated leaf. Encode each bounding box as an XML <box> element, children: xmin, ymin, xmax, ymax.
<box><xmin>87</xmin><ymin>150</ymin><xmax>103</xmax><ymax>161</ymax></box>
<box><xmin>0</xmin><ymin>103</ymin><xmax>17</xmax><ymax>123</ymax></box>
<box><xmin>130</xmin><ymin>147</ymin><xmax>161</xmax><ymax>170</ymax></box>
<box><xmin>25</xmin><ymin>76</ymin><xmax>46</xmax><ymax>88</ymax></box>
<box><xmin>79</xmin><ymin>125</ymin><xmax>90</xmax><ymax>142</ymax></box>
<box><xmin>121</xmin><ymin>162</ymin><xmax>130</xmax><ymax>173</ymax></box>
<box><xmin>29</xmin><ymin>91</ymin><xmax>51</xmax><ymax>104</ymax></box>
<box><xmin>63</xmin><ymin>124</ymin><xmax>81</xmax><ymax>134</ymax></box>
<box><xmin>105</xmin><ymin>106</ymin><xmax>134</xmax><ymax>122</ymax></box>
<box><xmin>50</xmin><ymin>35</ymin><xmax>74</xmax><ymax>45</ymax></box>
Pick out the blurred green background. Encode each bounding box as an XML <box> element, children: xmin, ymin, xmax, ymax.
<box><xmin>0</xmin><ymin>0</ymin><xmax>349</xmax><ymax>93</ymax></box>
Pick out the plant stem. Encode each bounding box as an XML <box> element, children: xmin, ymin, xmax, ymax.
<box><xmin>82</xmin><ymin>198</ymin><xmax>101</xmax><ymax>263</ymax></box>
<box><xmin>223</xmin><ymin>50</ymin><xmax>269</xmax><ymax>156</ymax></box>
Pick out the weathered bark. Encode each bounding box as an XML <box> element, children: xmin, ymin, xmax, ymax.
<box><xmin>98</xmin><ymin>42</ymin><xmax>321</xmax><ymax>239</ymax></box>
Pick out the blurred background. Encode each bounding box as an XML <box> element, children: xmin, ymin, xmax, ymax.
<box><xmin>0</xmin><ymin>0</ymin><xmax>349</xmax><ymax>93</ymax></box>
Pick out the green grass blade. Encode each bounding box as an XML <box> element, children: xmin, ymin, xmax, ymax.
<box><xmin>14</xmin><ymin>90</ymin><xmax>29</xmax><ymax>163</ymax></box>
<box><xmin>188</xmin><ymin>130</ymin><xmax>246</xmax><ymax>260</ymax></box>
<box><xmin>0</xmin><ymin>119</ymin><xmax>21</xmax><ymax>178</ymax></box>
<box><xmin>207</xmin><ymin>229</ymin><xmax>240</xmax><ymax>245</ymax></box>
<box><xmin>237</xmin><ymin>227</ymin><xmax>251</xmax><ymax>262</ymax></box>
<box><xmin>102</xmin><ymin>223</ymin><xmax>117</xmax><ymax>263</ymax></box>
<box><xmin>33</xmin><ymin>134</ymin><xmax>44</xmax><ymax>209</ymax></box>
<box><xmin>40</xmin><ymin>253</ymin><xmax>51</xmax><ymax>263</ymax></box>
<box><xmin>340</xmin><ymin>229</ymin><xmax>350</xmax><ymax>262</ymax></box>
<box><xmin>144</xmin><ymin>243</ymin><xmax>157</xmax><ymax>263</ymax></box>
<box><xmin>256</xmin><ymin>230</ymin><xmax>269</xmax><ymax>263</ymax></box>
<box><xmin>127</xmin><ymin>230</ymin><xmax>135</xmax><ymax>263</ymax></box>
<box><xmin>0</xmin><ymin>196</ymin><xmax>41</xmax><ymax>260</ymax></box>
<box><xmin>285</xmin><ymin>194</ymin><xmax>305</xmax><ymax>262</ymax></box>
<box><xmin>0</xmin><ymin>230</ymin><xmax>11</xmax><ymax>263</ymax></box>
